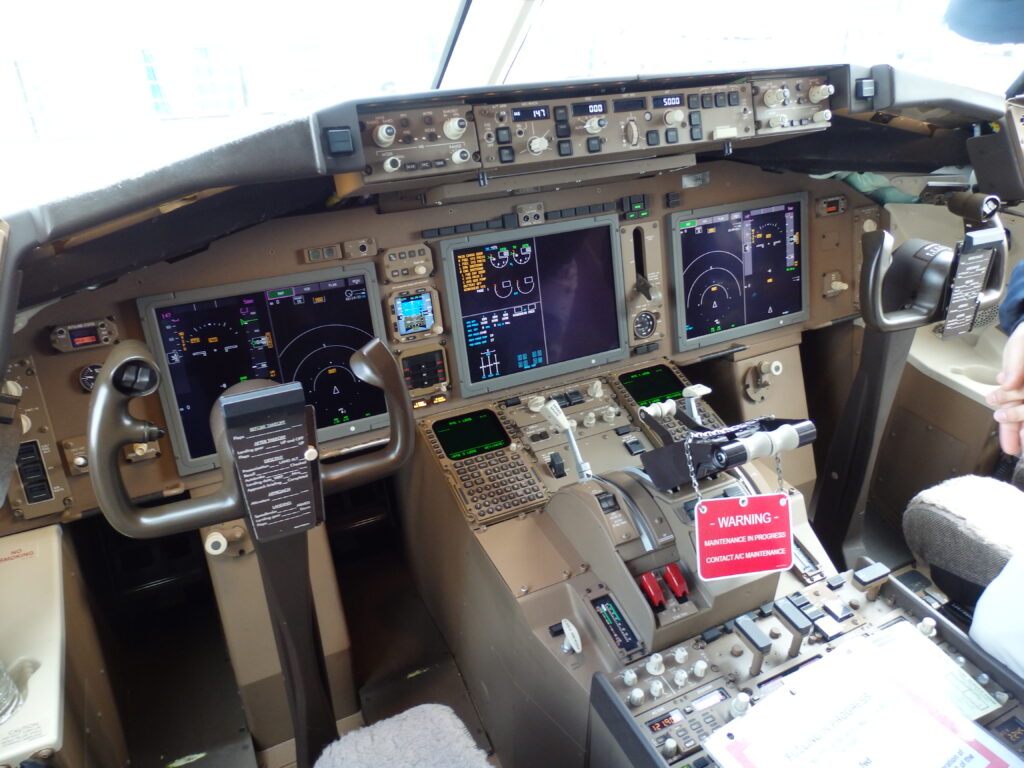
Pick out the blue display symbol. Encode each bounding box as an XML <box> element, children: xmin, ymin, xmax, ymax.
<box><xmin>516</xmin><ymin>350</ymin><xmax>544</xmax><ymax>370</ymax></box>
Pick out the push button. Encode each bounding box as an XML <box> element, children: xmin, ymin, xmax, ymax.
<box><xmin>498</xmin><ymin>146</ymin><xmax>516</xmax><ymax>163</ymax></box>
<box><xmin>557</xmin><ymin>139</ymin><xmax>573</xmax><ymax>156</ymax></box>
<box><xmin>586</xmin><ymin>136</ymin><xmax>602</xmax><ymax>153</ymax></box>
<box><xmin>496</xmin><ymin>126</ymin><xmax>512</xmax><ymax>144</ymax></box>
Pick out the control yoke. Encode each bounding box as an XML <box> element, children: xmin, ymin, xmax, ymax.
<box><xmin>861</xmin><ymin>192</ymin><xmax>1006</xmax><ymax>333</ymax></box>
<box><xmin>87</xmin><ymin>337</ymin><xmax>415</xmax><ymax>539</ymax></box>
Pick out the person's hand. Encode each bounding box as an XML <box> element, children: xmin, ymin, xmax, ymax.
<box><xmin>987</xmin><ymin>323</ymin><xmax>1024</xmax><ymax>454</ymax></box>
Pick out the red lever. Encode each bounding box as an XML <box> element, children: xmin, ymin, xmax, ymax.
<box><xmin>663</xmin><ymin>563</ymin><xmax>688</xmax><ymax>599</ymax></box>
<box><xmin>640</xmin><ymin>571</ymin><xmax>665</xmax><ymax>608</ymax></box>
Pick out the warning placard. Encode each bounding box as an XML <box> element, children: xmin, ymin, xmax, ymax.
<box><xmin>695</xmin><ymin>493</ymin><xmax>792</xmax><ymax>581</ymax></box>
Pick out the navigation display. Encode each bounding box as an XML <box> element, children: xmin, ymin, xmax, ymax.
<box><xmin>138</xmin><ymin>266</ymin><xmax>388</xmax><ymax>475</ymax></box>
<box><xmin>441</xmin><ymin>215</ymin><xmax>627</xmax><ymax>396</ymax></box>
<box><xmin>670</xmin><ymin>194</ymin><xmax>808</xmax><ymax>352</ymax></box>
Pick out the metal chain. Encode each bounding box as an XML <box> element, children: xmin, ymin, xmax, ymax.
<box><xmin>683</xmin><ymin>433</ymin><xmax>701</xmax><ymax>500</ymax></box>
<box><xmin>683</xmin><ymin>417</ymin><xmax>766</xmax><ymax>444</ymax></box>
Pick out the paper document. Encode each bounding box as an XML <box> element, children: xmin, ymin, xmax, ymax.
<box><xmin>706</xmin><ymin>621</ymin><xmax>1021</xmax><ymax>768</ymax></box>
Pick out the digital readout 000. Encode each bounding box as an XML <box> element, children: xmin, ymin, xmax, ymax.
<box><xmin>511</xmin><ymin>106</ymin><xmax>550</xmax><ymax>122</ymax></box>
<box><xmin>571</xmin><ymin>101</ymin><xmax>607</xmax><ymax>116</ymax></box>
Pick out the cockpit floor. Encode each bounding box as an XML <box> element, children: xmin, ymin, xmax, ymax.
<box><xmin>330</xmin><ymin>503</ymin><xmax>492</xmax><ymax>755</ymax></box>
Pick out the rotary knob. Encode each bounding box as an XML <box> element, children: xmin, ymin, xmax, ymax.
<box><xmin>812</xmin><ymin>109</ymin><xmax>832</xmax><ymax>123</ymax></box>
<box><xmin>373</xmin><ymin>124</ymin><xmax>397</xmax><ymax>148</ymax></box>
<box><xmin>601</xmin><ymin>406</ymin><xmax>618</xmax><ymax>424</ymax></box>
<box><xmin>451</xmin><ymin>148</ymin><xmax>471</xmax><ymax>165</ymax></box>
<box><xmin>382</xmin><ymin>156</ymin><xmax>403</xmax><ymax>173</ymax></box>
<box><xmin>645</xmin><ymin>652</ymin><xmax>665</xmax><ymax>676</ymax></box>
<box><xmin>691</xmin><ymin>659</ymin><xmax>708</xmax><ymax>679</ymax></box>
<box><xmin>623</xmin><ymin>669</ymin><xmax>638</xmax><ymax>687</ymax></box>
<box><xmin>582</xmin><ymin>411</ymin><xmax>597</xmax><ymax>429</ymax></box>
<box><xmin>527</xmin><ymin>136</ymin><xmax>550</xmax><ymax>155</ymax></box>
<box><xmin>767</xmin><ymin>116</ymin><xmax>786</xmax><ymax>129</ymax></box>
<box><xmin>673</xmin><ymin>669</ymin><xmax>688</xmax><ymax>688</ymax></box>
<box><xmin>762</xmin><ymin>87</ymin><xmax>788</xmax><ymax>108</ymax></box>
<box><xmin>587</xmin><ymin>380</ymin><xmax>603</xmax><ymax>398</ymax></box>
<box><xmin>204</xmin><ymin>531</ymin><xmax>229</xmax><ymax>556</ymax></box>
<box><xmin>673</xmin><ymin>647</ymin><xmax>688</xmax><ymax>665</ymax></box>
<box><xmin>527</xmin><ymin>395</ymin><xmax>546</xmax><ymax>413</ymax></box>
<box><xmin>664</xmin><ymin>109</ymin><xmax>685</xmax><ymax>127</ymax></box>
<box><xmin>1</xmin><ymin>381</ymin><xmax>23</xmax><ymax>397</ymax></box>
<box><xmin>661</xmin><ymin>739</ymin><xmax>679</xmax><ymax>758</ymax></box>
<box><xmin>584</xmin><ymin>117</ymin><xmax>607</xmax><ymax>135</ymax></box>
<box><xmin>649</xmin><ymin>679</ymin><xmax>664</xmax><ymax>698</ymax></box>
<box><xmin>443</xmin><ymin>117</ymin><xmax>468</xmax><ymax>140</ymax></box>
<box><xmin>729</xmin><ymin>692</ymin><xmax>751</xmax><ymax>719</ymax></box>
<box><xmin>624</xmin><ymin>120</ymin><xmax>640</xmax><ymax>146</ymax></box>
<box><xmin>627</xmin><ymin>688</ymin><xmax>645</xmax><ymax>707</ymax></box>
<box><xmin>808</xmin><ymin>83</ymin><xmax>835</xmax><ymax>103</ymax></box>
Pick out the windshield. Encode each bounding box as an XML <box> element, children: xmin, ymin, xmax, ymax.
<box><xmin>3</xmin><ymin>0</ymin><xmax>1023</xmax><ymax>216</ymax></box>
<box><xmin>0</xmin><ymin>0</ymin><xmax>462</xmax><ymax>215</ymax></box>
<box><xmin>460</xmin><ymin>0</ymin><xmax>1024</xmax><ymax>92</ymax></box>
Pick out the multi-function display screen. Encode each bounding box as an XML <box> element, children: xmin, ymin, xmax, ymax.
<box><xmin>671</xmin><ymin>194</ymin><xmax>807</xmax><ymax>351</ymax></box>
<box><xmin>442</xmin><ymin>216</ymin><xmax>626</xmax><ymax>396</ymax></box>
<box><xmin>138</xmin><ymin>267</ymin><xmax>387</xmax><ymax>473</ymax></box>
<box><xmin>433</xmin><ymin>409</ymin><xmax>510</xmax><ymax>461</ymax></box>
<box><xmin>618</xmin><ymin>364</ymin><xmax>685</xmax><ymax>407</ymax></box>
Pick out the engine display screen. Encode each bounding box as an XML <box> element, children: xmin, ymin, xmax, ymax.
<box><xmin>394</xmin><ymin>292</ymin><xmax>435</xmax><ymax>336</ymax></box>
<box><xmin>619</xmin><ymin>364</ymin><xmax>685</xmax><ymax>407</ymax></box>
<box><xmin>442</xmin><ymin>216</ymin><xmax>626</xmax><ymax>396</ymax></box>
<box><xmin>671</xmin><ymin>194</ymin><xmax>807</xmax><ymax>351</ymax></box>
<box><xmin>138</xmin><ymin>266</ymin><xmax>388</xmax><ymax>474</ymax></box>
<box><xmin>433</xmin><ymin>409</ymin><xmax>510</xmax><ymax>461</ymax></box>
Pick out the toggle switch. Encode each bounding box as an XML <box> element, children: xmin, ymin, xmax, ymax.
<box><xmin>663</xmin><ymin>563</ymin><xmax>688</xmax><ymax>600</ymax></box>
<box><xmin>548</xmin><ymin>452</ymin><xmax>566</xmax><ymax>479</ymax></box>
<box><xmin>734</xmin><ymin>614</ymin><xmax>772</xmax><ymax>677</ymax></box>
<box><xmin>774</xmin><ymin>598</ymin><xmax>812</xmax><ymax>657</ymax></box>
<box><xmin>640</xmin><ymin>572</ymin><xmax>665</xmax><ymax>609</ymax></box>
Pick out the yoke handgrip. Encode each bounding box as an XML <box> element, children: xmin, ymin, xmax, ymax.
<box><xmin>87</xmin><ymin>340</ymin><xmax>240</xmax><ymax>538</ymax></box>
<box><xmin>320</xmin><ymin>338</ymin><xmax>415</xmax><ymax>493</ymax></box>
<box><xmin>88</xmin><ymin>337</ymin><xmax>414</xmax><ymax>538</ymax></box>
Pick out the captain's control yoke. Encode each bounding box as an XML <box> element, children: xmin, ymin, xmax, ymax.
<box><xmin>87</xmin><ymin>338</ymin><xmax>415</xmax><ymax>768</ymax></box>
<box><xmin>810</xmin><ymin>192</ymin><xmax>1006</xmax><ymax>568</ymax></box>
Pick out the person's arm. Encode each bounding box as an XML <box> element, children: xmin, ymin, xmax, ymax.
<box><xmin>999</xmin><ymin>260</ymin><xmax>1024</xmax><ymax>335</ymax></box>
<box><xmin>988</xmin><ymin>261</ymin><xmax>1024</xmax><ymax>454</ymax></box>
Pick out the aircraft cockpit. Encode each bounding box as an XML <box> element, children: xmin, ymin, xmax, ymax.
<box><xmin>2</xmin><ymin>4</ymin><xmax>1024</xmax><ymax>767</ymax></box>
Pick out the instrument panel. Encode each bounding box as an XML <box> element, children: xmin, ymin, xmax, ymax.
<box><xmin>0</xmin><ymin>62</ymin><xmax>868</xmax><ymax>529</ymax></box>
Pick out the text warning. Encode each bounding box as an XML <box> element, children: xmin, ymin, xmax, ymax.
<box><xmin>695</xmin><ymin>492</ymin><xmax>793</xmax><ymax>581</ymax></box>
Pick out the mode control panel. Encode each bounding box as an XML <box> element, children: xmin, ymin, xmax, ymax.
<box><xmin>752</xmin><ymin>76</ymin><xmax>834</xmax><ymax>135</ymax></box>
<box><xmin>360</xmin><ymin>105</ymin><xmax>480</xmax><ymax>182</ymax></box>
<box><xmin>474</xmin><ymin>86</ymin><xmax>756</xmax><ymax>170</ymax></box>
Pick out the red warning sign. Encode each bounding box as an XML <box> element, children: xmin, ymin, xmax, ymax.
<box><xmin>695</xmin><ymin>493</ymin><xmax>793</xmax><ymax>581</ymax></box>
